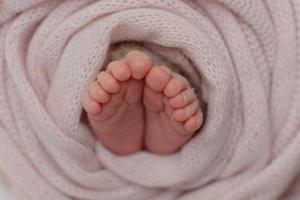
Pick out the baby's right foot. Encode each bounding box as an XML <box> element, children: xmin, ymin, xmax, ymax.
<box><xmin>83</xmin><ymin>51</ymin><xmax>152</xmax><ymax>155</ymax></box>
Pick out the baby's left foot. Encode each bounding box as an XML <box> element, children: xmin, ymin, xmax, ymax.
<box><xmin>144</xmin><ymin>66</ymin><xmax>203</xmax><ymax>154</ymax></box>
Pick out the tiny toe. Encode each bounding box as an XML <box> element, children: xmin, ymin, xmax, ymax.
<box><xmin>169</xmin><ymin>88</ymin><xmax>197</xmax><ymax>109</ymax></box>
<box><xmin>83</xmin><ymin>95</ymin><xmax>102</xmax><ymax>114</ymax></box>
<box><xmin>97</xmin><ymin>71</ymin><xmax>120</xmax><ymax>93</ymax></box>
<box><xmin>173</xmin><ymin>100</ymin><xmax>199</xmax><ymax>122</ymax></box>
<box><xmin>145</xmin><ymin>66</ymin><xmax>172</xmax><ymax>92</ymax></box>
<box><xmin>88</xmin><ymin>81</ymin><xmax>110</xmax><ymax>103</ymax></box>
<box><xmin>164</xmin><ymin>73</ymin><xmax>188</xmax><ymax>97</ymax></box>
<box><xmin>107</xmin><ymin>60</ymin><xmax>131</xmax><ymax>81</ymax></box>
<box><xmin>125</xmin><ymin>50</ymin><xmax>152</xmax><ymax>80</ymax></box>
<box><xmin>184</xmin><ymin>111</ymin><xmax>203</xmax><ymax>132</ymax></box>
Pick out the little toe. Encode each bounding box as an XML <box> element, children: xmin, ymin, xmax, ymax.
<box><xmin>125</xmin><ymin>50</ymin><xmax>152</xmax><ymax>80</ymax></box>
<box><xmin>88</xmin><ymin>81</ymin><xmax>110</xmax><ymax>103</ymax></box>
<box><xmin>184</xmin><ymin>111</ymin><xmax>203</xmax><ymax>132</ymax></box>
<box><xmin>169</xmin><ymin>88</ymin><xmax>197</xmax><ymax>109</ymax></box>
<box><xmin>164</xmin><ymin>73</ymin><xmax>188</xmax><ymax>98</ymax></box>
<box><xmin>107</xmin><ymin>60</ymin><xmax>131</xmax><ymax>81</ymax></box>
<box><xmin>145</xmin><ymin>66</ymin><xmax>172</xmax><ymax>92</ymax></box>
<box><xmin>83</xmin><ymin>95</ymin><xmax>102</xmax><ymax>115</ymax></box>
<box><xmin>97</xmin><ymin>71</ymin><xmax>120</xmax><ymax>93</ymax></box>
<box><xmin>173</xmin><ymin>100</ymin><xmax>199</xmax><ymax>122</ymax></box>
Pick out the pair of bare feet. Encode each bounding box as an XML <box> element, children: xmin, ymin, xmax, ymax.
<box><xmin>83</xmin><ymin>50</ymin><xmax>203</xmax><ymax>155</ymax></box>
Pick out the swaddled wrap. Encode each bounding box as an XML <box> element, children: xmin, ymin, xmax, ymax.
<box><xmin>1</xmin><ymin>0</ymin><xmax>300</xmax><ymax>199</ymax></box>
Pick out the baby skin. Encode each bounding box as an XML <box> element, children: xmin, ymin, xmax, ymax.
<box><xmin>83</xmin><ymin>50</ymin><xmax>203</xmax><ymax>155</ymax></box>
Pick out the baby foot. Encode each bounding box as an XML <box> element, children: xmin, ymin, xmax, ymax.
<box><xmin>144</xmin><ymin>66</ymin><xmax>203</xmax><ymax>154</ymax></box>
<box><xmin>83</xmin><ymin>51</ymin><xmax>152</xmax><ymax>155</ymax></box>
<box><xmin>83</xmin><ymin>50</ymin><xmax>203</xmax><ymax>155</ymax></box>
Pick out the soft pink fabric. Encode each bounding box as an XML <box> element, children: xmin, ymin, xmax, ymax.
<box><xmin>0</xmin><ymin>0</ymin><xmax>300</xmax><ymax>199</ymax></box>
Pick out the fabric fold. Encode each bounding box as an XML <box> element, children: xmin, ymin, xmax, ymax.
<box><xmin>0</xmin><ymin>0</ymin><xmax>300</xmax><ymax>199</ymax></box>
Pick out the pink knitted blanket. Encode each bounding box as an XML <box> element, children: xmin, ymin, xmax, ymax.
<box><xmin>1</xmin><ymin>0</ymin><xmax>300</xmax><ymax>200</ymax></box>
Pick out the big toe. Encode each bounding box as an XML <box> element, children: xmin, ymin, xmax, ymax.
<box><xmin>124</xmin><ymin>50</ymin><xmax>152</xmax><ymax>80</ymax></box>
<box><xmin>145</xmin><ymin>66</ymin><xmax>172</xmax><ymax>92</ymax></box>
<box><xmin>107</xmin><ymin>60</ymin><xmax>131</xmax><ymax>82</ymax></box>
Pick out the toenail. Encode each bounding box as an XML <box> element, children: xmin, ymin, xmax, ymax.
<box><xmin>173</xmin><ymin>109</ymin><xmax>186</xmax><ymax>121</ymax></box>
<box><xmin>160</xmin><ymin>66</ymin><xmax>172</xmax><ymax>76</ymax></box>
<box><xmin>173</xmin><ymin>80</ymin><xmax>181</xmax><ymax>92</ymax></box>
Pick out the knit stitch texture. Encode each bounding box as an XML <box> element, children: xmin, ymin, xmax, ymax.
<box><xmin>0</xmin><ymin>0</ymin><xmax>300</xmax><ymax>200</ymax></box>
